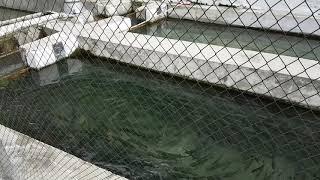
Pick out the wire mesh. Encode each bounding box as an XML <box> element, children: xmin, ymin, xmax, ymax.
<box><xmin>0</xmin><ymin>0</ymin><xmax>320</xmax><ymax>179</ymax></box>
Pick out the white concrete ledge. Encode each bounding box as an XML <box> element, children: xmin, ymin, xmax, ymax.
<box><xmin>82</xmin><ymin>0</ymin><xmax>132</xmax><ymax>16</ymax></box>
<box><xmin>21</xmin><ymin>32</ymin><xmax>78</xmax><ymax>69</ymax></box>
<box><xmin>20</xmin><ymin>16</ymin><xmax>131</xmax><ymax>69</ymax></box>
<box><xmin>0</xmin><ymin>13</ymin><xmax>65</xmax><ymax>37</ymax></box>
<box><xmin>79</xmin><ymin>32</ymin><xmax>320</xmax><ymax>108</ymax></box>
<box><xmin>0</xmin><ymin>124</ymin><xmax>126</xmax><ymax>180</ymax></box>
<box><xmin>0</xmin><ymin>12</ymin><xmax>43</xmax><ymax>27</ymax></box>
<box><xmin>168</xmin><ymin>5</ymin><xmax>320</xmax><ymax>36</ymax></box>
<box><xmin>44</xmin><ymin>16</ymin><xmax>131</xmax><ymax>36</ymax></box>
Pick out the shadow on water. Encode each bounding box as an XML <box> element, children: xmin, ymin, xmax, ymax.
<box><xmin>1</xmin><ymin>58</ymin><xmax>320</xmax><ymax>179</ymax></box>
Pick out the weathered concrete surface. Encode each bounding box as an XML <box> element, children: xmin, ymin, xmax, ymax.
<box><xmin>64</xmin><ymin>0</ymin><xmax>94</xmax><ymax>24</ymax></box>
<box><xmin>163</xmin><ymin>0</ymin><xmax>320</xmax><ymax>15</ymax></box>
<box><xmin>13</xmin><ymin>26</ymin><xmax>48</xmax><ymax>46</ymax></box>
<box><xmin>0</xmin><ymin>26</ymin><xmax>46</xmax><ymax>49</ymax></box>
<box><xmin>0</xmin><ymin>13</ymin><xmax>65</xmax><ymax>37</ymax></box>
<box><xmin>82</xmin><ymin>0</ymin><xmax>132</xmax><ymax>16</ymax></box>
<box><xmin>20</xmin><ymin>16</ymin><xmax>131</xmax><ymax>69</ymax></box>
<box><xmin>215</xmin><ymin>0</ymin><xmax>320</xmax><ymax>15</ymax></box>
<box><xmin>0</xmin><ymin>124</ymin><xmax>127</xmax><ymax>180</ymax></box>
<box><xmin>136</xmin><ymin>1</ymin><xmax>167</xmax><ymax>21</ymax></box>
<box><xmin>0</xmin><ymin>0</ymin><xmax>65</xmax><ymax>12</ymax></box>
<box><xmin>21</xmin><ymin>32</ymin><xmax>78</xmax><ymax>69</ymax></box>
<box><xmin>168</xmin><ymin>4</ymin><xmax>320</xmax><ymax>36</ymax></box>
<box><xmin>79</xmin><ymin>32</ymin><xmax>320</xmax><ymax>108</ymax></box>
<box><xmin>30</xmin><ymin>59</ymin><xmax>83</xmax><ymax>86</ymax></box>
<box><xmin>44</xmin><ymin>16</ymin><xmax>131</xmax><ymax>36</ymax></box>
<box><xmin>0</xmin><ymin>12</ymin><xmax>43</xmax><ymax>27</ymax></box>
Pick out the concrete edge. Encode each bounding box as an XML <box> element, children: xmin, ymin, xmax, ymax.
<box><xmin>82</xmin><ymin>32</ymin><xmax>320</xmax><ymax>81</ymax></box>
<box><xmin>78</xmin><ymin>32</ymin><xmax>320</xmax><ymax>108</ymax></box>
<box><xmin>0</xmin><ymin>124</ymin><xmax>127</xmax><ymax>180</ymax></box>
<box><xmin>0</xmin><ymin>13</ymin><xmax>63</xmax><ymax>37</ymax></box>
<box><xmin>167</xmin><ymin>4</ymin><xmax>320</xmax><ymax>37</ymax></box>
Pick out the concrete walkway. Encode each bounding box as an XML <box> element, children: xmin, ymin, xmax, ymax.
<box><xmin>0</xmin><ymin>124</ymin><xmax>127</xmax><ymax>180</ymax></box>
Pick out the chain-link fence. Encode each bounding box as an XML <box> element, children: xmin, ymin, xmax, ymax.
<box><xmin>0</xmin><ymin>0</ymin><xmax>320</xmax><ymax>179</ymax></box>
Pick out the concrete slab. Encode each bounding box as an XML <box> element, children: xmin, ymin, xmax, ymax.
<box><xmin>64</xmin><ymin>0</ymin><xmax>95</xmax><ymax>24</ymax></box>
<box><xmin>82</xmin><ymin>0</ymin><xmax>132</xmax><ymax>16</ymax></box>
<box><xmin>168</xmin><ymin>4</ymin><xmax>320</xmax><ymax>36</ymax></box>
<box><xmin>0</xmin><ymin>124</ymin><xmax>127</xmax><ymax>180</ymax></box>
<box><xmin>0</xmin><ymin>13</ymin><xmax>65</xmax><ymax>37</ymax></box>
<box><xmin>79</xmin><ymin>32</ymin><xmax>320</xmax><ymax>108</ymax></box>
<box><xmin>215</xmin><ymin>0</ymin><xmax>320</xmax><ymax>15</ymax></box>
<box><xmin>136</xmin><ymin>1</ymin><xmax>168</xmax><ymax>21</ymax></box>
<box><xmin>20</xmin><ymin>16</ymin><xmax>131</xmax><ymax>69</ymax></box>
<box><xmin>21</xmin><ymin>32</ymin><xmax>78</xmax><ymax>69</ymax></box>
<box><xmin>44</xmin><ymin>16</ymin><xmax>131</xmax><ymax>36</ymax></box>
<box><xmin>0</xmin><ymin>13</ymin><xmax>43</xmax><ymax>27</ymax></box>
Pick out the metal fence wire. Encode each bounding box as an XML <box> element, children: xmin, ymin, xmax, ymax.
<box><xmin>0</xmin><ymin>0</ymin><xmax>320</xmax><ymax>179</ymax></box>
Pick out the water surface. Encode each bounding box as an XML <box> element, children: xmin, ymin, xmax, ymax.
<box><xmin>0</xmin><ymin>58</ymin><xmax>320</xmax><ymax>179</ymax></box>
<box><xmin>0</xmin><ymin>7</ymin><xmax>31</xmax><ymax>21</ymax></box>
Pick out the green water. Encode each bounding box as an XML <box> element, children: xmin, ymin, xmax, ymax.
<box><xmin>1</xmin><ymin>58</ymin><xmax>320</xmax><ymax>179</ymax></box>
<box><xmin>0</xmin><ymin>7</ymin><xmax>31</xmax><ymax>21</ymax></box>
<box><xmin>132</xmin><ymin>19</ymin><xmax>320</xmax><ymax>60</ymax></box>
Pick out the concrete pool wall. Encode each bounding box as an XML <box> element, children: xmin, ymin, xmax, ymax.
<box><xmin>0</xmin><ymin>116</ymin><xmax>127</xmax><ymax>180</ymax></box>
<box><xmin>167</xmin><ymin>4</ymin><xmax>320</xmax><ymax>37</ymax></box>
<box><xmin>78</xmin><ymin>30</ymin><xmax>320</xmax><ymax>109</ymax></box>
<box><xmin>0</xmin><ymin>2</ymin><xmax>320</xmax><ymax>178</ymax></box>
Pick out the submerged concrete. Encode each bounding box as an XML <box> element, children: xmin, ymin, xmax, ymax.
<box><xmin>0</xmin><ymin>51</ymin><xmax>24</xmax><ymax>77</ymax></box>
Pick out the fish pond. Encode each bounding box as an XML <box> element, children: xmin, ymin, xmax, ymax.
<box><xmin>0</xmin><ymin>58</ymin><xmax>320</xmax><ymax>179</ymax></box>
